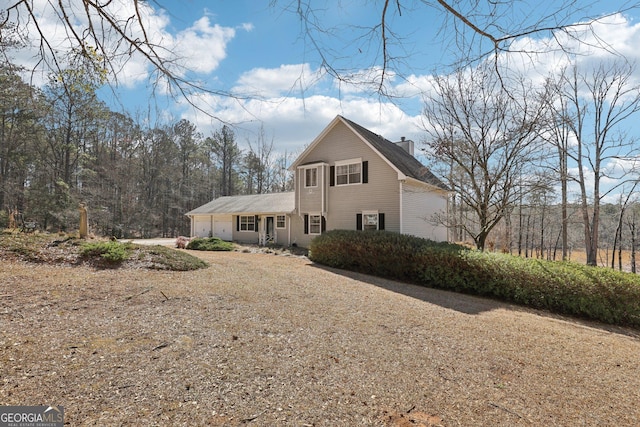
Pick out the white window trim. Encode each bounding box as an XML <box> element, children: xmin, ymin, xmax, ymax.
<box><xmin>304</xmin><ymin>167</ymin><xmax>318</xmax><ymax>188</ymax></box>
<box><xmin>362</xmin><ymin>210</ymin><xmax>379</xmax><ymax>230</ymax></box>
<box><xmin>276</xmin><ymin>215</ymin><xmax>286</xmax><ymax>229</ymax></box>
<box><xmin>239</xmin><ymin>215</ymin><xmax>256</xmax><ymax>232</ymax></box>
<box><xmin>335</xmin><ymin>158</ymin><xmax>362</xmax><ymax>186</ymax></box>
<box><xmin>309</xmin><ymin>213</ymin><xmax>322</xmax><ymax>235</ymax></box>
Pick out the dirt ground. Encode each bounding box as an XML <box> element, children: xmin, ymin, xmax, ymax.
<box><xmin>1</xmin><ymin>249</ymin><xmax>640</xmax><ymax>426</ymax></box>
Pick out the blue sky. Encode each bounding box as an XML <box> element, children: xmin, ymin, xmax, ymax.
<box><xmin>10</xmin><ymin>0</ymin><xmax>640</xmax><ymax>170</ymax></box>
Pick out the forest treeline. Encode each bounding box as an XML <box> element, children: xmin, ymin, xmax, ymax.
<box><xmin>0</xmin><ymin>63</ymin><xmax>294</xmax><ymax>238</ymax></box>
<box><xmin>2</xmin><ymin>56</ymin><xmax>640</xmax><ymax>271</ymax></box>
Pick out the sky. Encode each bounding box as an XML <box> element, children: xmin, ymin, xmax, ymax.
<box><xmin>7</xmin><ymin>0</ymin><xmax>640</xmax><ymax>181</ymax></box>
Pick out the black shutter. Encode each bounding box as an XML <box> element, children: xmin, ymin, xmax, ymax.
<box><xmin>321</xmin><ymin>216</ymin><xmax>326</xmax><ymax>232</ymax></box>
<box><xmin>236</xmin><ymin>216</ymin><xmax>240</xmax><ymax>231</ymax></box>
<box><xmin>362</xmin><ymin>161</ymin><xmax>368</xmax><ymax>183</ymax></box>
<box><xmin>304</xmin><ymin>214</ymin><xmax>309</xmax><ymax>234</ymax></box>
<box><xmin>330</xmin><ymin>166</ymin><xmax>335</xmax><ymax>186</ymax></box>
<box><xmin>379</xmin><ymin>213</ymin><xmax>385</xmax><ymax>230</ymax></box>
<box><xmin>254</xmin><ymin>216</ymin><xmax>259</xmax><ymax>232</ymax></box>
<box><xmin>356</xmin><ymin>213</ymin><xmax>362</xmax><ymax>231</ymax></box>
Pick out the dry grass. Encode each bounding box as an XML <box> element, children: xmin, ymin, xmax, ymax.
<box><xmin>569</xmin><ymin>248</ymin><xmax>636</xmax><ymax>270</ymax></box>
<box><xmin>2</xmin><ymin>249</ymin><xmax>640</xmax><ymax>426</ymax></box>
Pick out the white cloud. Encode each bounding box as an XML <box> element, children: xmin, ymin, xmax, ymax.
<box><xmin>238</xmin><ymin>23</ymin><xmax>254</xmax><ymax>32</ymax></box>
<box><xmin>169</xmin><ymin>16</ymin><xmax>236</xmax><ymax>75</ymax></box>
<box><xmin>232</xmin><ymin>64</ymin><xmax>325</xmax><ymax>98</ymax></box>
<box><xmin>181</xmin><ymin>89</ymin><xmax>422</xmax><ymax>154</ymax></box>
<box><xmin>9</xmin><ymin>0</ymin><xmax>240</xmax><ymax>88</ymax></box>
<box><xmin>502</xmin><ymin>13</ymin><xmax>640</xmax><ymax>84</ymax></box>
<box><xmin>393</xmin><ymin>74</ymin><xmax>438</xmax><ymax>99</ymax></box>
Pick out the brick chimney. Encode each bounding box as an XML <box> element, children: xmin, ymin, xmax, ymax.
<box><xmin>395</xmin><ymin>136</ymin><xmax>414</xmax><ymax>156</ymax></box>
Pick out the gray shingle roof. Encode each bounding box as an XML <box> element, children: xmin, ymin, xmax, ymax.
<box><xmin>186</xmin><ymin>192</ymin><xmax>295</xmax><ymax>215</ymax></box>
<box><xmin>340</xmin><ymin>116</ymin><xmax>449</xmax><ymax>191</ymax></box>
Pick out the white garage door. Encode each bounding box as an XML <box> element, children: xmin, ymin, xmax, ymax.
<box><xmin>214</xmin><ymin>215</ymin><xmax>233</xmax><ymax>241</ymax></box>
<box><xmin>193</xmin><ymin>216</ymin><xmax>212</xmax><ymax>238</ymax></box>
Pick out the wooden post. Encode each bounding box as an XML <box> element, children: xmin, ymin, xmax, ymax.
<box><xmin>79</xmin><ymin>203</ymin><xmax>88</xmax><ymax>238</ymax></box>
<box><xmin>8</xmin><ymin>209</ymin><xmax>16</xmax><ymax>229</ymax></box>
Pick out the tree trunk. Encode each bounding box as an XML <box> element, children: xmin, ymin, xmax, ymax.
<box><xmin>630</xmin><ymin>215</ymin><xmax>637</xmax><ymax>274</ymax></box>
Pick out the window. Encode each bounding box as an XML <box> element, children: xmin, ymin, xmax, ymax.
<box><xmin>304</xmin><ymin>214</ymin><xmax>325</xmax><ymax>235</ymax></box>
<box><xmin>335</xmin><ymin>160</ymin><xmax>361</xmax><ymax>185</ymax></box>
<box><xmin>239</xmin><ymin>215</ymin><xmax>256</xmax><ymax>232</ymax></box>
<box><xmin>363</xmin><ymin>212</ymin><xmax>378</xmax><ymax>230</ymax></box>
<box><xmin>276</xmin><ymin>215</ymin><xmax>286</xmax><ymax>229</ymax></box>
<box><xmin>305</xmin><ymin>167</ymin><xmax>317</xmax><ymax>187</ymax></box>
<box><xmin>309</xmin><ymin>214</ymin><xmax>322</xmax><ymax>234</ymax></box>
<box><xmin>357</xmin><ymin>212</ymin><xmax>385</xmax><ymax>230</ymax></box>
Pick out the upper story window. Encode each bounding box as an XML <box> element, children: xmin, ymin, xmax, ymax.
<box><xmin>329</xmin><ymin>159</ymin><xmax>367</xmax><ymax>187</ymax></box>
<box><xmin>335</xmin><ymin>159</ymin><xmax>361</xmax><ymax>185</ymax></box>
<box><xmin>305</xmin><ymin>167</ymin><xmax>318</xmax><ymax>187</ymax></box>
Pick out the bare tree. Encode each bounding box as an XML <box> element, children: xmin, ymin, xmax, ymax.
<box><xmin>554</xmin><ymin>61</ymin><xmax>640</xmax><ymax>266</ymax></box>
<box><xmin>611</xmin><ymin>187</ymin><xmax>638</xmax><ymax>270</ymax></box>
<box><xmin>273</xmin><ymin>150</ymin><xmax>296</xmax><ymax>192</ymax></box>
<box><xmin>6</xmin><ymin>1</ymin><xmax>638</xmax><ymax>104</ymax></box>
<box><xmin>243</xmin><ymin>125</ymin><xmax>275</xmax><ymax>194</ymax></box>
<box><xmin>424</xmin><ymin>63</ymin><xmax>547</xmax><ymax>250</ymax></box>
<box><xmin>3</xmin><ymin>0</ymin><xmax>239</xmax><ymax>114</ymax></box>
<box><xmin>281</xmin><ymin>0</ymin><xmax>640</xmax><ymax>94</ymax></box>
<box><xmin>541</xmin><ymin>76</ymin><xmax>573</xmax><ymax>261</ymax></box>
<box><xmin>627</xmin><ymin>208</ymin><xmax>638</xmax><ymax>273</ymax></box>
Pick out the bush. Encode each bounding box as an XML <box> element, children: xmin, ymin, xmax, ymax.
<box><xmin>186</xmin><ymin>237</ymin><xmax>234</xmax><ymax>251</ymax></box>
<box><xmin>80</xmin><ymin>241</ymin><xmax>131</xmax><ymax>263</ymax></box>
<box><xmin>309</xmin><ymin>230</ymin><xmax>640</xmax><ymax>328</ymax></box>
<box><xmin>143</xmin><ymin>245</ymin><xmax>208</xmax><ymax>270</ymax></box>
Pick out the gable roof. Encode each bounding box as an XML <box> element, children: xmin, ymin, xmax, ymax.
<box><xmin>340</xmin><ymin>117</ymin><xmax>448</xmax><ymax>190</ymax></box>
<box><xmin>186</xmin><ymin>192</ymin><xmax>295</xmax><ymax>216</ymax></box>
<box><xmin>293</xmin><ymin>115</ymin><xmax>448</xmax><ymax>191</ymax></box>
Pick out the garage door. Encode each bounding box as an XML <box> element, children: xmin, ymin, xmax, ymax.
<box><xmin>214</xmin><ymin>215</ymin><xmax>233</xmax><ymax>241</ymax></box>
<box><xmin>193</xmin><ymin>216</ymin><xmax>212</xmax><ymax>238</ymax></box>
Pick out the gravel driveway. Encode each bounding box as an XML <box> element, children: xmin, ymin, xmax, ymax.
<box><xmin>1</xmin><ymin>250</ymin><xmax>639</xmax><ymax>426</ymax></box>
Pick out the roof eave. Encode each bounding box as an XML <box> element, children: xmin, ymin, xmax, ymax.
<box><xmin>404</xmin><ymin>176</ymin><xmax>451</xmax><ymax>194</ymax></box>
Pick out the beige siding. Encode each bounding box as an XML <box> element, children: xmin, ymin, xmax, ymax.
<box><xmin>297</xmin><ymin>165</ymin><xmax>327</xmax><ymax>214</ymax></box>
<box><xmin>401</xmin><ymin>181</ymin><xmax>448</xmax><ymax>241</ymax></box>
<box><xmin>231</xmin><ymin>215</ymin><xmax>259</xmax><ymax>244</ymax></box>
<box><xmin>266</xmin><ymin>214</ymin><xmax>291</xmax><ymax>246</ymax></box>
<box><xmin>289</xmin><ymin>214</ymin><xmax>311</xmax><ymax>248</ymax></box>
<box><xmin>298</xmin><ymin>121</ymin><xmax>401</xmax><ymax>232</ymax></box>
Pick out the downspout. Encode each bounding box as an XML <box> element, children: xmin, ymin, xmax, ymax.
<box><xmin>322</xmin><ymin>164</ymin><xmax>326</xmax><ymax>215</ymax></box>
<box><xmin>447</xmin><ymin>192</ymin><xmax>451</xmax><ymax>242</ymax></box>
<box><xmin>399</xmin><ymin>180</ymin><xmax>404</xmax><ymax>234</ymax></box>
<box><xmin>297</xmin><ymin>168</ymin><xmax>301</xmax><ymax>217</ymax></box>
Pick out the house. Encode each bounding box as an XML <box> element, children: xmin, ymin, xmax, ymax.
<box><xmin>186</xmin><ymin>115</ymin><xmax>449</xmax><ymax>247</ymax></box>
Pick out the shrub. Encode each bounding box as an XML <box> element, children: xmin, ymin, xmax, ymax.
<box><xmin>309</xmin><ymin>230</ymin><xmax>640</xmax><ymax>328</ymax></box>
<box><xmin>186</xmin><ymin>237</ymin><xmax>234</xmax><ymax>251</ymax></box>
<box><xmin>310</xmin><ymin>229</ymin><xmax>463</xmax><ymax>281</ymax></box>
<box><xmin>143</xmin><ymin>245</ymin><xmax>208</xmax><ymax>270</ymax></box>
<box><xmin>80</xmin><ymin>241</ymin><xmax>131</xmax><ymax>263</ymax></box>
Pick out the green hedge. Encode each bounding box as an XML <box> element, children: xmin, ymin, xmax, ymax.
<box><xmin>80</xmin><ymin>240</ymin><xmax>131</xmax><ymax>263</ymax></box>
<box><xmin>186</xmin><ymin>237</ymin><xmax>234</xmax><ymax>251</ymax></box>
<box><xmin>309</xmin><ymin>230</ymin><xmax>640</xmax><ymax>328</ymax></box>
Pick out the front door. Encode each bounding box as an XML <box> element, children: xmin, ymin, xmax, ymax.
<box><xmin>265</xmin><ymin>216</ymin><xmax>274</xmax><ymax>243</ymax></box>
